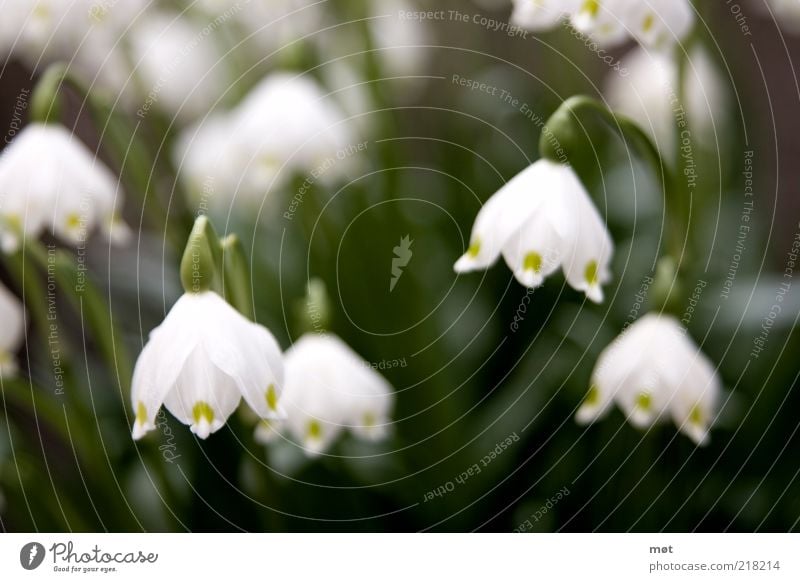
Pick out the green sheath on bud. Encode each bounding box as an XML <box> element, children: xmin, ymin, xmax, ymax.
<box><xmin>30</xmin><ymin>63</ymin><xmax>72</xmax><ymax>125</ymax></box>
<box><xmin>539</xmin><ymin>96</ymin><xmax>585</xmax><ymax>164</ymax></box>
<box><xmin>220</xmin><ymin>234</ymin><xmax>254</xmax><ymax>320</ymax></box>
<box><xmin>180</xmin><ymin>216</ymin><xmax>222</xmax><ymax>294</ymax></box>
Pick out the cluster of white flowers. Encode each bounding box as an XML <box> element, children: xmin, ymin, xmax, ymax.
<box><xmin>175</xmin><ymin>72</ymin><xmax>357</xmax><ymax>214</ymax></box>
<box><xmin>0</xmin><ymin>282</ymin><xmax>25</xmax><ymax>379</ymax></box>
<box><xmin>577</xmin><ymin>314</ymin><xmax>721</xmax><ymax>445</ymax></box>
<box><xmin>256</xmin><ymin>334</ymin><xmax>395</xmax><ymax>456</ymax></box>
<box><xmin>0</xmin><ymin>123</ymin><xmax>130</xmax><ymax>253</ymax></box>
<box><xmin>454</xmin><ymin>159</ymin><xmax>614</xmax><ymax>303</ymax></box>
<box><xmin>131</xmin><ymin>294</ymin><xmax>394</xmax><ymax>453</ymax></box>
<box><xmin>511</xmin><ymin>0</ymin><xmax>695</xmax><ymax>48</ymax></box>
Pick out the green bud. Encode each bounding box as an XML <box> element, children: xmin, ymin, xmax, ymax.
<box><xmin>651</xmin><ymin>256</ymin><xmax>683</xmax><ymax>312</ymax></box>
<box><xmin>294</xmin><ymin>277</ymin><xmax>331</xmax><ymax>334</ymax></box>
<box><xmin>180</xmin><ymin>216</ymin><xmax>221</xmax><ymax>294</ymax></box>
<box><xmin>30</xmin><ymin>63</ymin><xmax>71</xmax><ymax>125</ymax></box>
<box><xmin>539</xmin><ymin>97</ymin><xmax>585</xmax><ymax>164</ymax></box>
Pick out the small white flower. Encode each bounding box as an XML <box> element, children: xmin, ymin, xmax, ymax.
<box><xmin>0</xmin><ymin>283</ymin><xmax>25</xmax><ymax>378</ymax></box>
<box><xmin>175</xmin><ymin>72</ymin><xmax>357</xmax><ymax>212</ymax></box>
<box><xmin>131</xmin><ymin>291</ymin><xmax>285</xmax><ymax>440</ymax></box>
<box><xmin>272</xmin><ymin>333</ymin><xmax>394</xmax><ymax>456</ymax></box>
<box><xmin>606</xmin><ymin>46</ymin><xmax>728</xmax><ymax>160</ymax></box>
<box><xmin>0</xmin><ymin>123</ymin><xmax>130</xmax><ymax>253</ymax></box>
<box><xmin>512</xmin><ymin>0</ymin><xmax>694</xmax><ymax>48</ymax></box>
<box><xmin>128</xmin><ymin>11</ymin><xmax>229</xmax><ymax>121</ymax></box>
<box><xmin>577</xmin><ymin>313</ymin><xmax>721</xmax><ymax>445</ymax></box>
<box><xmin>454</xmin><ymin>159</ymin><xmax>613</xmax><ymax>303</ymax></box>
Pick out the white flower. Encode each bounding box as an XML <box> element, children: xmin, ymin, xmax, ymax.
<box><xmin>0</xmin><ymin>283</ymin><xmax>25</xmax><ymax>378</ymax></box>
<box><xmin>454</xmin><ymin>159</ymin><xmax>613</xmax><ymax>303</ymax></box>
<box><xmin>131</xmin><ymin>291</ymin><xmax>285</xmax><ymax>440</ymax></box>
<box><xmin>0</xmin><ymin>123</ymin><xmax>130</xmax><ymax>253</ymax></box>
<box><xmin>128</xmin><ymin>11</ymin><xmax>229</xmax><ymax>121</ymax></box>
<box><xmin>606</xmin><ymin>46</ymin><xmax>728</xmax><ymax>161</ymax></box>
<box><xmin>511</xmin><ymin>0</ymin><xmax>582</xmax><ymax>31</ymax></box>
<box><xmin>175</xmin><ymin>72</ymin><xmax>357</xmax><ymax>212</ymax></box>
<box><xmin>267</xmin><ymin>333</ymin><xmax>394</xmax><ymax>456</ymax></box>
<box><xmin>369</xmin><ymin>0</ymin><xmax>431</xmax><ymax>89</ymax></box>
<box><xmin>577</xmin><ymin>313</ymin><xmax>721</xmax><ymax>445</ymax></box>
<box><xmin>757</xmin><ymin>0</ymin><xmax>800</xmax><ymax>33</ymax></box>
<box><xmin>512</xmin><ymin>0</ymin><xmax>694</xmax><ymax>48</ymax></box>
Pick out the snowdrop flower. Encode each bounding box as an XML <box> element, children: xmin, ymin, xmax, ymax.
<box><xmin>454</xmin><ymin>159</ymin><xmax>613</xmax><ymax>303</ymax></box>
<box><xmin>128</xmin><ymin>11</ymin><xmax>229</xmax><ymax>121</ymax></box>
<box><xmin>0</xmin><ymin>123</ymin><xmax>130</xmax><ymax>253</ymax></box>
<box><xmin>175</xmin><ymin>72</ymin><xmax>357</xmax><ymax>212</ymax></box>
<box><xmin>0</xmin><ymin>283</ymin><xmax>25</xmax><ymax>378</ymax></box>
<box><xmin>606</xmin><ymin>46</ymin><xmax>728</xmax><ymax>160</ymax></box>
<box><xmin>263</xmin><ymin>333</ymin><xmax>394</xmax><ymax>456</ymax></box>
<box><xmin>369</xmin><ymin>0</ymin><xmax>431</xmax><ymax>89</ymax></box>
<box><xmin>577</xmin><ymin>313</ymin><xmax>720</xmax><ymax>445</ymax></box>
<box><xmin>511</xmin><ymin>0</ymin><xmax>694</xmax><ymax>48</ymax></box>
<box><xmin>131</xmin><ymin>291</ymin><xmax>285</xmax><ymax>440</ymax></box>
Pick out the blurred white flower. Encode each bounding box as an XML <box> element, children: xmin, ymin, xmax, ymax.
<box><xmin>606</xmin><ymin>46</ymin><xmax>728</xmax><ymax>160</ymax></box>
<box><xmin>0</xmin><ymin>283</ymin><xmax>25</xmax><ymax>378</ymax></box>
<box><xmin>511</xmin><ymin>0</ymin><xmax>694</xmax><ymax>48</ymax></box>
<box><xmin>131</xmin><ymin>291</ymin><xmax>285</xmax><ymax>440</ymax></box>
<box><xmin>577</xmin><ymin>313</ymin><xmax>721</xmax><ymax>445</ymax></box>
<box><xmin>175</xmin><ymin>72</ymin><xmax>357</xmax><ymax>213</ymax></box>
<box><xmin>454</xmin><ymin>159</ymin><xmax>613</xmax><ymax>303</ymax></box>
<box><xmin>369</xmin><ymin>0</ymin><xmax>431</xmax><ymax>88</ymax></box>
<box><xmin>261</xmin><ymin>333</ymin><xmax>394</xmax><ymax>456</ymax></box>
<box><xmin>757</xmin><ymin>0</ymin><xmax>800</xmax><ymax>32</ymax></box>
<box><xmin>0</xmin><ymin>123</ymin><xmax>130</xmax><ymax>253</ymax></box>
<box><xmin>128</xmin><ymin>11</ymin><xmax>229</xmax><ymax>121</ymax></box>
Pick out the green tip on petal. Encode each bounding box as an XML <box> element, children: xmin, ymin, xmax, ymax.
<box><xmin>307</xmin><ymin>419</ymin><xmax>322</xmax><ymax>441</ymax></box>
<box><xmin>689</xmin><ymin>404</ymin><xmax>703</xmax><ymax>426</ymax></box>
<box><xmin>265</xmin><ymin>384</ymin><xmax>278</xmax><ymax>411</ymax></box>
<box><xmin>467</xmin><ymin>240</ymin><xmax>481</xmax><ymax>258</ymax></box>
<box><xmin>523</xmin><ymin>251</ymin><xmax>543</xmax><ymax>273</ymax></box>
<box><xmin>581</xmin><ymin>0</ymin><xmax>600</xmax><ymax>17</ymax></box>
<box><xmin>635</xmin><ymin>392</ymin><xmax>652</xmax><ymax>412</ymax></box>
<box><xmin>192</xmin><ymin>401</ymin><xmax>215</xmax><ymax>425</ymax></box>
<box><xmin>135</xmin><ymin>401</ymin><xmax>148</xmax><ymax>426</ymax></box>
<box><xmin>584</xmin><ymin>384</ymin><xmax>600</xmax><ymax>407</ymax></box>
<box><xmin>585</xmin><ymin>260</ymin><xmax>599</xmax><ymax>286</ymax></box>
<box><xmin>642</xmin><ymin>13</ymin><xmax>655</xmax><ymax>32</ymax></box>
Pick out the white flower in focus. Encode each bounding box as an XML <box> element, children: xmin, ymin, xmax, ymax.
<box><xmin>131</xmin><ymin>291</ymin><xmax>285</xmax><ymax>440</ymax></box>
<box><xmin>454</xmin><ymin>159</ymin><xmax>614</xmax><ymax>303</ymax></box>
<box><xmin>0</xmin><ymin>283</ymin><xmax>25</xmax><ymax>378</ymax></box>
<box><xmin>270</xmin><ymin>333</ymin><xmax>395</xmax><ymax>456</ymax></box>
<box><xmin>175</xmin><ymin>72</ymin><xmax>357</xmax><ymax>212</ymax></box>
<box><xmin>577</xmin><ymin>313</ymin><xmax>721</xmax><ymax>445</ymax></box>
<box><xmin>511</xmin><ymin>0</ymin><xmax>694</xmax><ymax>48</ymax></box>
<box><xmin>129</xmin><ymin>11</ymin><xmax>229</xmax><ymax>121</ymax></box>
<box><xmin>0</xmin><ymin>123</ymin><xmax>130</xmax><ymax>253</ymax></box>
<box><xmin>606</xmin><ymin>46</ymin><xmax>728</xmax><ymax>160</ymax></box>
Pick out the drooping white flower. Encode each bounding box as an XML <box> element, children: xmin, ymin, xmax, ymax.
<box><xmin>128</xmin><ymin>11</ymin><xmax>229</xmax><ymax>121</ymax></box>
<box><xmin>606</xmin><ymin>46</ymin><xmax>728</xmax><ymax>160</ymax></box>
<box><xmin>131</xmin><ymin>291</ymin><xmax>285</xmax><ymax>440</ymax></box>
<box><xmin>0</xmin><ymin>123</ymin><xmax>130</xmax><ymax>253</ymax></box>
<box><xmin>511</xmin><ymin>0</ymin><xmax>694</xmax><ymax>49</ymax></box>
<box><xmin>175</xmin><ymin>72</ymin><xmax>357</xmax><ymax>212</ymax></box>
<box><xmin>369</xmin><ymin>0</ymin><xmax>431</xmax><ymax>91</ymax></box>
<box><xmin>576</xmin><ymin>313</ymin><xmax>721</xmax><ymax>445</ymax></box>
<box><xmin>454</xmin><ymin>159</ymin><xmax>613</xmax><ymax>303</ymax></box>
<box><xmin>262</xmin><ymin>333</ymin><xmax>394</xmax><ymax>456</ymax></box>
<box><xmin>0</xmin><ymin>283</ymin><xmax>25</xmax><ymax>378</ymax></box>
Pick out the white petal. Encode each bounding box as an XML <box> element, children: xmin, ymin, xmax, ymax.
<box><xmin>454</xmin><ymin>161</ymin><xmax>549</xmax><ymax>273</ymax></box>
<box><xmin>511</xmin><ymin>0</ymin><xmax>581</xmax><ymax>30</ymax></box>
